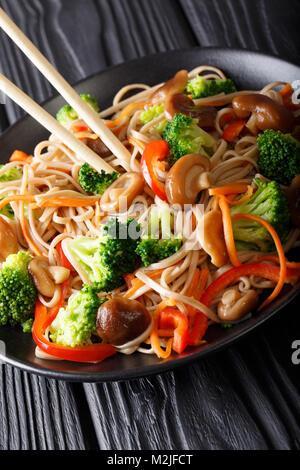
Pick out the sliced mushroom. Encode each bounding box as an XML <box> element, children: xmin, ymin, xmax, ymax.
<box><xmin>165</xmin><ymin>93</ymin><xmax>217</xmax><ymax>127</ymax></box>
<box><xmin>232</xmin><ymin>93</ymin><xmax>294</xmax><ymax>133</ymax></box>
<box><xmin>100</xmin><ymin>172</ymin><xmax>144</xmax><ymax>213</ymax></box>
<box><xmin>165</xmin><ymin>153</ymin><xmax>211</xmax><ymax>205</ymax></box>
<box><xmin>29</xmin><ymin>257</ymin><xmax>56</xmax><ymax>298</ymax></box>
<box><xmin>198</xmin><ymin>209</ymin><xmax>228</xmax><ymax>267</ymax></box>
<box><xmin>217</xmin><ymin>288</ymin><xmax>259</xmax><ymax>321</ymax></box>
<box><xmin>85</xmin><ymin>137</ymin><xmax>111</xmax><ymax>158</ymax></box>
<box><xmin>96</xmin><ymin>297</ymin><xmax>151</xmax><ymax>346</ymax></box>
<box><xmin>286</xmin><ymin>174</ymin><xmax>300</xmax><ymax>228</ymax></box>
<box><xmin>48</xmin><ymin>266</ymin><xmax>70</xmax><ymax>284</ymax></box>
<box><xmin>150</xmin><ymin>70</ymin><xmax>188</xmax><ymax>105</ymax></box>
<box><xmin>0</xmin><ymin>217</ymin><xmax>18</xmax><ymax>262</ymax></box>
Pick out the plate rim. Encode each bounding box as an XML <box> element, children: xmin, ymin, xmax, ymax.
<box><xmin>0</xmin><ymin>46</ymin><xmax>299</xmax><ymax>382</ymax></box>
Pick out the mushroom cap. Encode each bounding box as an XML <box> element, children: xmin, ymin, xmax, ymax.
<box><xmin>197</xmin><ymin>209</ymin><xmax>228</xmax><ymax>267</ymax></box>
<box><xmin>96</xmin><ymin>297</ymin><xmax>151</xmax><ymax>346</ymax></box>
<box><xmin>165</xmin><ymin>153</ymin><xmax>211</xmax><ymax>205</ymax></box>
<box><xmin>232</xmin><ymin>93</ymin><xmax>294</xmax><ymax>133</ymax></box>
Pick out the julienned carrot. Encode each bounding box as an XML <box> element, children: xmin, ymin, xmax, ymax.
<box><xmin>209</xmin><ymin>183</ymin><xmax>249</xmax><ymax>196</ymax></box>
<box><xmin>0</xmin><ymin>194</ymin><xmax>35</xmax><ymax>211</ymax></box>
<box><xmin>123</xmin><ymin>268</ymin><xmax>166</xmax><ymax>298</ymax></box>
<box><xmin>9</xmin><ymin>150</ymin><xmax>32</xmax><ymax>163</ymax></box>
<box><xmin>232</xmin><ymin>214</ymin><xmax>287</xmax><ymax>309</ymax></box>
<box><xmin>280</xmin><ymin>83</ymin><xmax>293</xmax><ymax>99</ymax></box>
<box><xmin>19</xmin><ymin>200</ymin><xmax>43</xmax><ymax>256</ymax></box>
<box><xmin>106</xmin><ymin>102</ymin><xmax>145</xmax><ymax>128</ymax></box>
<box><xmin>223</xmin><ymin>185</ymin><xmax>253</xmax><ymax>206</ymax></box>
<box><xmin>34</xmin><ymin>197</ymin><xmax>101</xmax><ymax>208</ymax></box>
<box><xmin>219</xmin><ymin>196</ymin><xmax>241</xmax><ymax>267</ymax></box>
<box><xmin>129</xmin><ymin>136</ymin><xmax>147</xmax><ymax>153</ymax></box>
<box><xmin>194</xmin><ymin>269</ymin><xmax>209</xmax><ymax>301</ymax></box>
<box><xmin>255</xmin><ymin>254</ymin><xmax>300</xmax><ymax>270</ymax></box>
<box><xmin>150</xmin><ymin>299</ymin><xmax>175</xmax><ymax>359</ymax></box>
<box><xmin>185</xmin><ymin>269</ymin><xmax>201</xmax><ymax>298</ymax></box>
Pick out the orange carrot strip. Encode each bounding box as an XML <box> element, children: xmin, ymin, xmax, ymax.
<box><xmin>223</xmin><ymin>185</ymin><xmax>253</xmax><ymax>206</ymax></box>
<box><xmin>219</xmin><ymin>196</ymin><xmax>241</xmax><ymax>267</ymax></box>
<box><xmin>32</xmin><ymin>197</ymin><xmax>101</xmax><ymax>209</ymax></box>
<box><xmin>231</xmin><ymin>214</ymin><xmax>287</xmax><ymax>309</ymax></box>
<box><xmin>194</xmin><ymin>269</ymin><xmax>209</xmax><ymax>301</ymax></box>
<box><xmin>150</xmin><ymin>299</ymin><xmax>176</xmax><ymax>359</ymax></box>
<box><xmin>255</xmin><ymin>254</ymin><xmax>300</xmax><ymax>270</ymax></box>
<box><xmin>0</xmin><ymin>194</ymin><xmax>35</xmax><ymax>211</ymax></box>
<box><xmin>280</xmin><ymin>83</ymin><xmax>293</xmax><ymax>99</ymax></box>
<box><xmin>19</xmin><ymin>201</ymin><xmax>43</xmax><ymax>256</ymax></box>
<box><xmin>209</xmin><ymin>183</ymin><xmax>249</xmax><ymax>196</ymax></box>
<box><xmin>106</xmin><ymin>102</ymin><xmax>145</xmax><ymax>128</ymax></box>
<box><xmin>123</xmin><ymin>268</ymin><xmax>166</xmax><ymax>298</ymax></box>
<box><xmin>9</xmin><ymin>150</ymin><xmax>32</xmax><ymax>163</ymax></box>
<box><xmin>185</xmin><ymin>269</ymin><xmax>201</xmax><ymax>298</ymax></box>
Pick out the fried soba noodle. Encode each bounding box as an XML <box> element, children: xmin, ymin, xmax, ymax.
<box><xmin>1</xmin><ymin>65</ymin><xmax>299</xmax><ymax>362</ymax></box>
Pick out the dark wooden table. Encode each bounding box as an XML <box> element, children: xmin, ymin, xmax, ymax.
<box><xmin>0</xmin><ymin>0</ymin><xmax>299</xmax><ymax>450</ymax></box>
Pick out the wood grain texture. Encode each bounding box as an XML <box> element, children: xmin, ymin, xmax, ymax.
<box><xmin>0</xmin><ymin>0</ymin><xmax>299</xmax><ymax>450</ymax></box>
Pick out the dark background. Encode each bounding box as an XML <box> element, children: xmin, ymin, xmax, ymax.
<box><xmin>0</xmin><ymin>0</ymin><xmax>300</xmax><ymax>450</ymax></box>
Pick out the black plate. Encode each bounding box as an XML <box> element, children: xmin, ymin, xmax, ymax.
<box><xmin>0</xmin><ymin>48</ymin><xmax>299</xmax><ymax>382</ymax></box>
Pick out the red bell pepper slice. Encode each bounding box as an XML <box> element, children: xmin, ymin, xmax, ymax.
<box><xmin>200</xmin><ymin>263</ymin><xmax>300</xmax><ymax>308</ymax></box>
<box><xmin>33</xmin><ymin>301</ymin><xmax>116</xmax><ymax>363</ymax></box>
<box><xmin>141</xmin><ymin>140</ymin><xmax>169</xmax><ymax>201</ymax></box>
<box><xmin>73</xmin><ymin>125</ymin><xmax>89</xmax><ymax>132</ymax></box>
<box><xmin>57</xmin><ymin>240</ymin><xmax>77</xmax><ymax>272</ymax></box>
<box><xmin>188</xmin><ymin>312</ymin><xmax>208</xmax><ymax>346</ymax></box>
<box><xmin>222</xmin><ymin>119</ymin><xmax>246</xmax><ymax>142</ymax></box>
<box><xmin>45</xmin><ymin>279</ymin><xmax>70</xmax><ymax>329</ymax></box>
<box><xmin>159</xmin><ymin>307</ymin><xmax>189</xmax><ymax>354</ymax></box>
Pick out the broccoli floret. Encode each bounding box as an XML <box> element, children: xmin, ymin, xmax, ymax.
<box><xmin>22</xmin><ymin>318</ymin><xmax>33</xmax><ymax>333</ymax></box>
<box><xmin>0</xmin><ymin>166</ymin><xmax>23</xmax><ymax>219</ymax></box>
<box><xmin>140</xmin><ymin>103</ymin><xmax>167</xmax><ymax>135</ymax></box>
<box><xmin>136</xmin><ymin>205</ymin><xmax>182</xmax><ymax>266</ymax></box>
<box><xmin>56</xmin><ymin>93</ymin><xmax>100</xmax><ymax>127</ymax></box>
<box><xmin>0</xmin><ymin>165</ymin><xmax>23</xmax><ymax>182</ymax></box>
<box><xmin>0</xmin><ymin>202</ymin><xmax>14</xmax><ymax>220</ymax></box>
<box><xmin>163</xmin><ymin>113</ymin><xmax>215</xmax><ymax>166</ymax></box>
<box><xmin>230</xmin><ymin>178</ymin><xmax>291</xmax><ymax>252</ymax></box>
<box><xmin>78</xmin><ymin>162</ymin><xmax>118</xmax><ymax>195</ymax></box>
<box><xmin>140</xmin><ymin>103</ymin><xmax>164</xmax><ymax>125</ymax></box>
<box><xmin>186</xmin><ymin>76</ymin><xmax>236</xmax><ymax>99</ymax></box>
<box><xmin>257</xmin><ymin>129</ymin><xmax>300</xmax><ymax>186</ymax></box>
<box><xmin>0</xmin><ymin>251</ymin><xmax>37</xmax><ymax>327</ymax></box>
<box><xmin>50</xmin><ymin>285</ymin><xmax>105</xmax><ymax>347</ymax></box>
<box><xmin>66</xmin><ymin>218</ymin><xmax>140</xmax><ymax>292</ymax></box>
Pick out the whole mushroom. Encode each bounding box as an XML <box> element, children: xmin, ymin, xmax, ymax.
<box><xmin>165</xmin><ymin>153</ymin><xmax>211</xmax><ymax>205</ymax></box>
<box><xmin>96</xmin><ymin>297</ymin><xmax>152</xmax><ymax>346</ymax></box>
<box><xmin>165</xmin><ymin>93</ymin><xmax>217</xmax><ymax>128</ymax></box>
<box><xmin>217</xmin><ymin>288</ymin><xmax>259</xmax><ymax>321</ymax></box>
<box><xmin>100</xmin><ymin>172</ymin><xmax>144</xmax><ymax>213</ymax></box>
<box><xmin>197</xmin><ymin>209</ymin><xmax>228</xmax><ymax>267</ymax></box>
<box><xmin>232</xmin><ymin>93</ymin><xmax>294</xmax><ymax>134</ymax></box>
<box><xmin>150</xmin><ymin>70</ymin><xmax>188</xmax><ymax>105</ymax></box>
<box><xmin>0</xmin><ymin>217</ymin><xmax>18</xmax><ymax>262</ymax></box>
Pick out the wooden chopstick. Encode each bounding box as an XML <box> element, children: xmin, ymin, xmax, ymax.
<box><xmin>0</xmin><ymin>7</ymin><xmax>131</xmax><ymax>171</ymax></box>
<box><xmin>0</xmin><ymin>73</ymin><xmax>115</xmax><ymax>174</ymax></box>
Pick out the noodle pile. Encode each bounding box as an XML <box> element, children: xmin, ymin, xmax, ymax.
<box><xmin>1</xmin><ymin>65</ymin><xmax>299</xmax><ymax>359</ymax></box>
